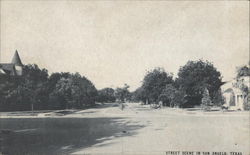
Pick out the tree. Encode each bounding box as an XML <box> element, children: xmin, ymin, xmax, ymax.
<box><xmin>0</xmin><ymin>74</ymin><xmax>20</xmax><ymax>111</ymax></box>
<box><xmin>0</xmin><ymin>64</ymin><xmax>49</xmax><ymax>111</ymax></box>
<box><xmin>50</xmin><ymin>73</ymin><xmax>97</xmax><ymax>109</ymax></box>
<box><xmin>158</xmin><ymin>84</ymin><xmax>187</xmax><ymax>108</ymax></box>
<box><xmin>115</xmin><ymin>84</ymin><xmax>130</xmax><ymax>103</ymax></box>
<box><xmin>131</xmin><ymin>87</ymin><xmax>144</xmax><ymax>102</ymax></box>
<box><xmin>235</xmin><ymin>65</ymin><xmax>250</xmax><ymax>110</ymax></box>
<box><xmin>158</xmin><ymin>84</ymin><xmax>176</xmax><ymax>107</ymax></box>
<box><xmin>171</xmin><ymin>90</ymin><xmax>187</xmax><ymax>108</ymax></box>
<box><xmin>47</xmin><ymin>72</ymin><xmax>71</xmax><ymax>109</ymax></box>
<box><xmin>236</xmin><ymin>65</ymin><xmax>250</xmax><ymax>78</ymax></box>
<box><xmin>211</xmin><ymin>88</ymin><xmax>224</xmax><ymax>106</ymax></box>
<box><xmin>140</xmin><ymin>68</ymin><xmax>174</xmax><ymax>104</ymax></box>
<box><xmin>52</xmin><ymin>77</ymin><xmax>73</xmax><ymax>109</ymax></box>
<box><xmin>19</xmin><ymin>64</ymin><xmax>49</xmax><ymax>110</ymax></box>
<box><xmin>0</xmin><ymin>64</ymin><xmax>98</xmax><ymax>111</ymax></box>
<box><xmin>201</xmin><ymin>88</ymin><xmax>212</xmax><ymax>110</ymax></box>
<box><xmin>177</xmin><ymin>60</ymin><xmax>223</xmax><ymax>107</ymax></box>
<box><xmin>97</xmin><ymin>88</ymin><xmax>115</xmax><ymax>103</ymax></box>
<box><xmin>234</xmin><ymin>66</ymin><xmax>249</xmax><ymax>94</ymax></box>
<box><xmin>48</xmin><ymin>72</ymin><xmax>71</xmax><ymax>92</ymax></box>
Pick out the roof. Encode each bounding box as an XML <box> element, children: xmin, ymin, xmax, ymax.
<box><xmin>0</xmin><ymin>50</ymin><xmax>24</xmax><ymax>76</ymax></box>
<box><xmin>11</xmin><ymin>50</ymin><xmax>23</xmax><ymax>66</ymax></box>
<box><xmin>0</xmin><ymin>68</ymin><xmax>6</xmax><ymax>74</ymax></box>
<box><xmin>224</xmin><ymin>88</ymin><xmax>233</xmax><ymax>93</ymax></box>
<box><xmin>0</xmin><ymin>63</ymin><xmax>16</xmax><ymax>75</ymax></box>
<box><xmin>221</xmin><ymin>81</ymin><xmax>233</xmax><ymax>92</ymax></box>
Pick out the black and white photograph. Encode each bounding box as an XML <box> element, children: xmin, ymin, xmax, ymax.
<box><xmin>0</xmin><ymin>1</ymin><xmax>249</xmax><ymax>155</ymax></box>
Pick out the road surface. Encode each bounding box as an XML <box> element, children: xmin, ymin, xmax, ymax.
<box><xmin>0</xmin><ymin>103</ymin><xmax>249</xmax><ymax>155</ymax></box>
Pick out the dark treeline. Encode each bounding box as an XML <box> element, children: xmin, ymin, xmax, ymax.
<box><xmin>0</xmin><ymin>64</ymin><xmax>98</xmax><ymax>111</ymax></box>
<box><xmin>1</xmin><ymin>60</ymin><xmax>248</xmax><ymax>111</ymax></box>
<box><xmin>97</xmin><ymin>60</ymin><xmax>226</xmax><ymax>108</ymax></box>
<box><xmin>131</xmin><ymin>60</ymin><xmax>224</xmax><ymax>108</ymax></box>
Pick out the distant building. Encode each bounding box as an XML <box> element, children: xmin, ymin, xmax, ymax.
<box><xmin>221</xmin><ymin>76</ymin><xmax>249</xmax><ymax>110</ymax></box>
<box><xmin>0</xmin><ymin>50</ymin><xmax>23</xmax><ymax>76</ymax></box>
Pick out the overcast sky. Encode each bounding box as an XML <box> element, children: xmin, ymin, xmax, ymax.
<box><xmin>0</xmin><ymin>1</ymin><xmax>249</xmax><ymax>90</ymax></box>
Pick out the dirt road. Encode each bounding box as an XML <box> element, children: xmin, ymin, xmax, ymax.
<box><xmin>72</xmin><ymin>103</ymin><xmax>249</xmax><ymax>155</ymax></box>
<box><xmin>0</xmin><ymin>103</ymin><xmax>249</xmax><ymax>155</ymax></box>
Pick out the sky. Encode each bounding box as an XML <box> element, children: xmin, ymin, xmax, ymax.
<box><xmin>0</xmin><ymin>1</ymin><xmax>249</xmax><ymax>91</ymax></box>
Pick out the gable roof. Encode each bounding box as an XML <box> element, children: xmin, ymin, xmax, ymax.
<box><xmin>11</xmin><ymin>50</ymin><xmax>23</xmax><ymax>66</ymax></box>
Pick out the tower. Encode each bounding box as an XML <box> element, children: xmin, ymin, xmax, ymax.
<box><xmin>12</xmin><ymin>50</ymin><xmax>23</xmax><ymax>76</ymax></box>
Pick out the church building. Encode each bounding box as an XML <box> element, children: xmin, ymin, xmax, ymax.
<box><xmin>0</xmin><ymin>50</ymin><xmax>23</xmax><ymax>76</ymax></box>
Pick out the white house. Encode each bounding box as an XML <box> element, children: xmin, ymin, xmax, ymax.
<box><xmin>221</xmin><ymin>76</ymin><xmax>249</xmax><ymax>110</ymax></box>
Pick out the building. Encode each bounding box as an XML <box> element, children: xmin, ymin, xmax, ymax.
<box><xmin>221</xmin><ymin>76</ymin><xmax>249</xmax><ymax>110</ymax></box>
<box><xmin>0</xmin><ymin>50</ymin><xmax>23</xmax><ymax>76</ymax></box>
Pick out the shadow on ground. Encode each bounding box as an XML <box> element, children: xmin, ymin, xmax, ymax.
<box><xmin>0</xmin><ymin>117</ymin><xmax>145</xmax><ymax>155</ymax></box>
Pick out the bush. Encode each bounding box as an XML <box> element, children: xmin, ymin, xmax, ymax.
<box><xmin>201</xmin><ymin>88</ymin><xmax>212</xmax><ymax>111</ymax></box>
<box><xmin>243</xmin><ymin>94</ymin><xmax>250</xmax><ymax>110</ymax></box>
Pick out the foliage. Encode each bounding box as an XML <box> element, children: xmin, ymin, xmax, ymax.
<box><xmin>50</xmin><ymin>73</ymin><xmax>97</xmax><ymax>109</ymax></box>
<box><xmin>211</xmin><ymin>89</ymin><xmax>224</xmax><ymax>106</ymax></box>
<box><xmin>96</xmin><ymin>88</ymin><xmax>116</xmax><ymax>103</ymax></box>
<box><xmin>235</xmin><ymin>65</ymin><xmax>249</xmax><ymax>110</ymax></box>
<box><xmin>0</xmin><ymin>64</ymin><xmax>98</xmax><ymax>111</ymax></box>
<box><xmin>171</xmin><ymin>90</ymin><xmax>187</xmax><ymax>108</ymax></box>
<box><xmin>234</xmin><ymin>66</ymin><xmax>249</xmax><ymax>95</ymax></box>
<box><xmin>140</xmin><ymin>68</ymin><xmax>174</xmax><ymax>104</ymax></box>
<box><xmin>201</xmin><ymin>88</ymin><xmax>212</xmax><ymax>110</ymax></box>
<box><xmin>130</xmin><ymin>87</ymin><xmax>144</xmax><ymax>102</ymax></box>
<box><xmin>0</xmin><ymin>64</ymin><xmax>49</xmax><ymax>111</ymax></box>
<box><xmin>115</xmin><ymin>84</ymin><xmax>130</xmax><ymax>103</ymax></box>
<box><xmin>243</xmin><ymin>94</ymin><xmax>250</xmax><ymax>110</ymax></box>
<box><xmin>236</xmin><ymin>65</ymin><xmax>250</xmax><ymax>78</ymax></box>
<box><xmin>158</xmin><ymin>84</ymin><xmax>176</xmax><ymax>107</ymax></box>
<box><xmin>158</xmin><ymin>84</ymin><xmax>187</xmax><ymax>107</ymax></box>
<box><xmin>177</xmin><ymin>60</ymin><xmax>223</xmax><ymax>107</ymax></box>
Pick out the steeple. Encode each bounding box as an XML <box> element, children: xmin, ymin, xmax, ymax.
<box><xmin>11</xmin><ymin>50</ymin><xmax>23</xmax><ymax>66</ymax></box>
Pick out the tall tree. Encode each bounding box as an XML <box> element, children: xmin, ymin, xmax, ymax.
<box><xmin>50</xmin><ymin>73</ymin><xmax>97</xmax><ymax>109</ymax></box>
<box><xmin>1</xmin><ymin>64</ymin><xmax>49</xmax><ymax>111</ymax></box>
<box><xmin>177</xmin><ymin>60</ymin><xmax>223</xmax><ymax>107</ymax></box>
<box><xmin>140</xmin><ymin>68</ymin><xmax>174</xmax><ymax>104</ymax></box>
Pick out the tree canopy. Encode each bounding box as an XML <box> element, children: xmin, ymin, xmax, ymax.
<box><xmin>115</xmin><ymin>84</ymin><xmax>130</xmax><ymax>103</ymax></box>
<box><xmin>50</xmin><ymin>73</ymin><xmax>97</xmax><ymax>109</ymax></box>
<box><xmin>176</xmin><ymin>60</ymin><xmax>223</xmax><ymax>107</ymax></box>
<box><xmin>0</xmin><ymin>60</ymin><xmax>227</xmax><ymax>111</ymax></box>
<box><xmin>140</xmin><ymin>68</ymin><xmax>174</xmax><ymax>104</ymax></box>
<box><xmin>236</xmin><ymin>65</ymin><xmax>250</xmax><ymax>78</ymax></box>
<box><xmin>96</xmin><ymin>88</ymin><xmax>116</xmax><ymax>103</ymax></box>
<box><xmin>0</xmin><ymin>64</ymin><xmax>49</xmax><ymax>111</ymax></box>
<box><xmin>0</xmin><ymin>64</ymin><xmax>98</xmax><ymax>111</ymax></box>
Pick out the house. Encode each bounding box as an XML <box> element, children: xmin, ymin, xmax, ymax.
<box><xmin>221</xmin><ymin>76</ymin><xmax>249</xmax><ymax>110</ymax></box>
<box><xmin>0</xmin><ymin>50</ymin><xmax>23</xmax><ymax>76</ymax></box>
